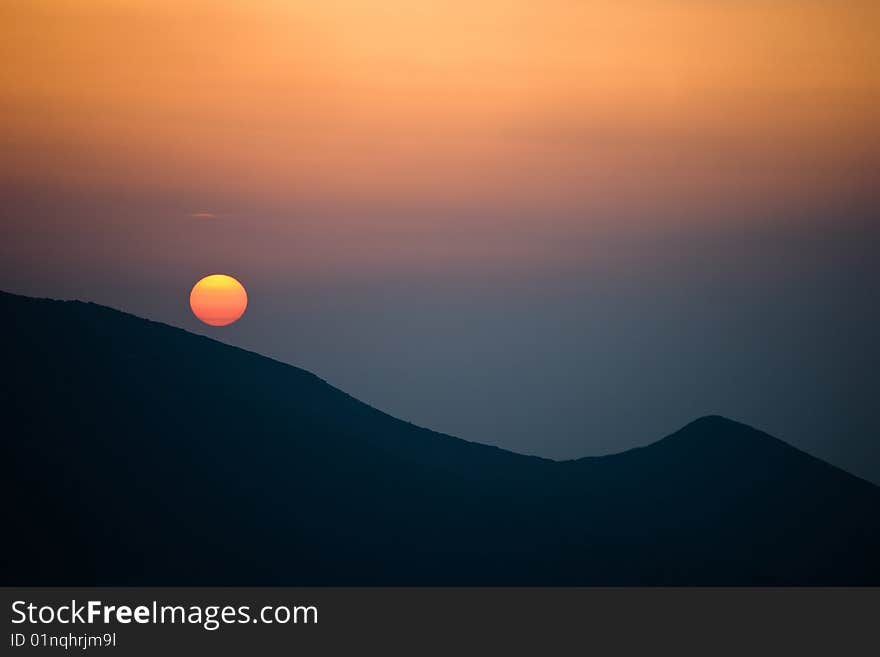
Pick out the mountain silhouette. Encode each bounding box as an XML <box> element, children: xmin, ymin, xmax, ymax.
<box><xmin>2</xmin><ymin>290</ymin><xmax>878</xmax><ymax>585</ymax></box>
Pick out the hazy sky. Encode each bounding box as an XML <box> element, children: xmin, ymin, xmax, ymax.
<box><xmin>2</xmin><ymin>1</ymin><xmax>878</xmax><ymax>481</ymax></box>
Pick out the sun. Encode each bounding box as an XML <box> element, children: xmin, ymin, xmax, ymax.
<box><xmin>190</xmin><ymin>274</ymin><xmax>248</xmax><ymax>326</ymax></box>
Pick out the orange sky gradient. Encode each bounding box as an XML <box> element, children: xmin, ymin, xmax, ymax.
<box><xmin>3</xmin><ymin>1</ymin><xmax>878</xmax><ymax>198</ymax></box>
<box><xmin>1</xmin><ymin>0</ymin><xmax>878</xmax><ymax>276</ymax></box>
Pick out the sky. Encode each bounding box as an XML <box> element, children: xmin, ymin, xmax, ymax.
<box><xmin>2</xmin><ymin>1</ymin><xmax>878</xmax><ymax>481</ymax></box>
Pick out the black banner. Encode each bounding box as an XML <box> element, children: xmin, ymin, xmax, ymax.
<box><xmin>2</xmin><ymin>588</ymin><xmax>877</xmax><ymax>655</ymax></box>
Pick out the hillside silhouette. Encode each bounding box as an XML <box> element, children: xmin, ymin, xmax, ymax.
<box><xmin>2</xmin><ymin>290</ymin><xmax>878</xmax><ymax>584</ymax></box>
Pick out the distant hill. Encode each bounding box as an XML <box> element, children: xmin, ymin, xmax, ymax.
<box><xmin>2</xmin><ymin>290</ymin><xmax>878</xmax><ymax>585</ymax></box>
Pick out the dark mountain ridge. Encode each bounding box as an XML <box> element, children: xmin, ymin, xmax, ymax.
<box><xmin>2</xmin><ymin>290</ymin><xmax>878</xmax><ymax>584</ymax></box>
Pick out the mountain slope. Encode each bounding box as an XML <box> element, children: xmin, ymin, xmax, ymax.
<box><xmin>2</xmin><ymin>290</ymin><xmax>878</xmax><ymax>584</ymax></box>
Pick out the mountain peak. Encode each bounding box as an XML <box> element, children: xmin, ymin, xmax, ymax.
<box><xmin>687</xmin><ymin>414</ymin><xmax>746</xmax><ymax>429</ymax></box>
<box><xmin>665</xmin><ymin>414</ymin><xmax>774</xmax><ymax>446</ymax></box>
<box><xmin>638</xmin><ymin>413</ymin><xmax>800</xmax><ymax>462</ymax></box>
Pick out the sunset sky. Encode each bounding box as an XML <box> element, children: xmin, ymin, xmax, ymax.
<box><xmin>2</xmin><ymin>1</ymin><xmax>878</xmax><ymax>480</ymax></box>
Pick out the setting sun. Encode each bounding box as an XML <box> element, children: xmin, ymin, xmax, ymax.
<box><xmin>189</xmin><ymin>274</ymin><xmax>248</xmax><ymax>327</ymax></box>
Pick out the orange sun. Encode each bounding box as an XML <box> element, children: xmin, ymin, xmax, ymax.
<box><xmin>190</xmin><ymin>274</ymin><xmax>248</xmax><ymax>326</ymax></box>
